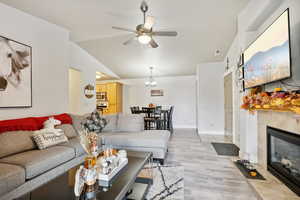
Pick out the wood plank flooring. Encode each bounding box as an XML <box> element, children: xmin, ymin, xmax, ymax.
<box><xmin>165</xmin><ymin>129</ymin><xmax>258</xmax><ymax>200</ymax></box>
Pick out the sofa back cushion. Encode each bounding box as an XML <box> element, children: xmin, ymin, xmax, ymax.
<box><xmin>0</xmin><ymin>131</ymin><xmax>36</xmax><ymax>158</ymax></box>
<box><xmin>117</xmin><ymin>114</ymin><xmax>144</xmax><ymax>132</ymax></box>
<box><xmin>69</xmin><ymin>113</ymin><xmax>89</xmax><ymax>133</ymax></box>
<box><xmin>102</xmin><ymin>114</ymin><xmax>118</xmax><ymax>132</ymax></box>
<box><xmin>56</xmin><ymin>124</ymin><xmax>78</xmax><ymax>139</ymax></box>
<box><xmin>0</xmin><ymin>118</ymin><xmax>39</xmax><ymax>134</ymax></box>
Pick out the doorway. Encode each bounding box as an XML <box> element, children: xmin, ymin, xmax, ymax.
<box><xmin>69</xmin><ymin>68</ymin><xmax>82</xmax><ymax>114</ymax></box>
<box><xmin>224</xmin><ymin>73</ymin><xmax>233</xmax><ymax>141</ymax></box>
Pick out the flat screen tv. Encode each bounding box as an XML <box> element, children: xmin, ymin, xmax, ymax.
<box><xmin>244</xmin><ymin>9</ymin><xmax>291</xmax><ymax>89</ymax></box>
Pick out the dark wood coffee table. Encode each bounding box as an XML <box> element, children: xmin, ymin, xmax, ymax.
<box><xmin>18</xmin><ymin>151</ymin><xmax>152</xmax><ymax>200</ymax></box>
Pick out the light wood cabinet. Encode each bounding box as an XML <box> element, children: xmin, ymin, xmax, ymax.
<box><xmin>107</xmin><ymin>83</ymin><xmax>117</xmax><ymax>104</ymax></box>
<box><xmin>96</xmin><ymin>82</ymin><xmax>123</xmax><ymax>115</ymax></box>
<box><xmin>96</xmin><ymin>84</ymin><xmax>107</xmax><ymax>92</ymax></box>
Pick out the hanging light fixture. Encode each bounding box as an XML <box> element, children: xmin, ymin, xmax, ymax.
<box><xmin>145</xmin><ymin>67</ymin><xmax>157</xmax><ymax>87</ymax></box>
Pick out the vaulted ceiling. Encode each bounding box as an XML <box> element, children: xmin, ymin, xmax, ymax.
<box><xmin>0</xmin><ymin>0</ymin><xmax>249</xmax><ymax>78</ymax></box>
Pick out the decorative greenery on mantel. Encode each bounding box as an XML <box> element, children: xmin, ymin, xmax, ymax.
<box><xmin>241</xmin><ymin>87</ymin><xmax>300</xmax><ymax>114</ymax></box>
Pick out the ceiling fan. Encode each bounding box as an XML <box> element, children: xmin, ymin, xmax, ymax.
<box><xmin>112</xmin><ymin>1</ymin><xmax>178</xmax><ymax>48</ymax></box>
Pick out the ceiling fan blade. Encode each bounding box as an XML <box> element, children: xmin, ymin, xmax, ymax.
<box><xmin>144</xmin><ymin>16</ymin><xmax>155</xmax><ymax>30</ymax></box>
<box><xmin>149</xmin><ymin>39</ymin><xmax>159</xmax><ymax>48</ymax></box>
<box><xmin>153</xmin><ymin>31</ymin><xmax>178</xmax><ymax>37</ymax></box>
<box><xmin>123</xmin><ymin>36</ymin><xmax>137</xmax><ymax>46</ymax></box>
<box><xmin>112</xmin><ymin>26</ymin><xmax>136</xmax><ymax>33</ymax></box>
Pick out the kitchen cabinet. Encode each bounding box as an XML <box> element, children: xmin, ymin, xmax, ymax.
<box><xmin>96</xmin><ymin>84</ymin><xmax>107</xmax><ymax>92</ymax></box>
<box><xmin>96</xmin><ymin>82</ymin><xmax>122</xmax><ymax>115</ymax></box>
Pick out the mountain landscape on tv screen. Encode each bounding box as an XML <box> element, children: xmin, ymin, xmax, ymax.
<box><xmin>244</xmin><ymin>40</ymin><xmax>290</xmax><ymax>88</ymax></box>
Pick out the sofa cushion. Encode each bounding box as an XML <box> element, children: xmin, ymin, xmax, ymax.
<box><xmin>0</xmin><ymin>131</ymin><xmax>36</xmax><ymax>158</ymax></box>
<box><xmin>0</xmin><ymin>163</ymin><xmax>25</xmax><ymax>196</ymax></box>
<box><xmin>102</xmin><ymin>130</ymin><xmax>170</xmax><ymax>149</ymax></box>
<box><xmin>0</xmin><ymin>146</ymin><xmax>75</xmax><ymax>179</ymax></box>
<box><xmin>0</xmin><ymin>118</ymin><xmax>39</xmax><ymax>134</ymax></box>
<box><xmin>102</xmin><ymin>114</ymin><xmax>118</xmax><ymax>132</ymax></box>
<box><xmin>117</xmin><ymin>114</ymin><xmax>144</xmax><ymax>132</ymax></box>
<box><xmin>33</xmin><ymin>113</ymin><xmax>72</xmax><ymax>129</ymax></box>
<box><xmin>56</xmin><ymin>124</ymin><xmax>78</xmax><ymax>139</ymax></box>
<box><xmin>58</xmin><ymin>137</ymin><xmax>85</xmax><ymax>157</ymax></box>
<box><xmin>69</xmin><ymin>113</ymin><xmax>89</xmax><ymax>134</ymax></box>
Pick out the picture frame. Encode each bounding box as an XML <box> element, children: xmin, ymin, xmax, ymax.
<box><xmin>238</xmin><ymin>53</ymin><xmax>244</xmax><ymax>67</ymax></box>
<box><xmin>239</xmin><ymin>80</ymin><xmax>245</xmax><ymax>93</ymax></box>
<box><xmin>238</xmin><ymin>67</ymin><xmax>244</xmax><ymax>80</ymax></box>
<box><xmin>151</xmin><ymin>89</ymin><xmax>164</xmax><ymax>97</ymax></box>
<box><xmin>225</xmin><ymin>57</ymin><xmax>229</xmax><ymax>72</ymax></box>
<box><xmin>0</xmin><ymin>35</ymin><xmax>32</xmax><ymax>108</ymax></box>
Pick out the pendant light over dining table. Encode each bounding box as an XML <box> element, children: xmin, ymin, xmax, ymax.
<box><xmin>145</xmin><ymin>67</ymin><xmax>157</xmax><ymax>87</ymax></box>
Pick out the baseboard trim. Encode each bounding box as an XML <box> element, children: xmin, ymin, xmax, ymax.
<box><xmin>174</xmin><ymin>126</ymin><xmax>197</xmax><ymax>129</ymax></box>
<box><xmin>197</xmin><ymin>131</ymin><xmax>224</xmax><ymax>135</ymax></box>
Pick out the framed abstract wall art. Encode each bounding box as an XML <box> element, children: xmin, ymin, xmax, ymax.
<box><xmin>243</xmin><ymin>9</ymin><xmax>291</xmax><ymax>89</ymax></box>
<box><xmin>151</xmin><ymin>89</ymin><xmax>164</xmax><ymax>97</ymax></box>
<box><xmin>0</xmin><ymin>36</ymin><xmax>32</xmax><ymax>108</ymax></box>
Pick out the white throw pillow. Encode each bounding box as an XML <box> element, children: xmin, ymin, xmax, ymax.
<box><xmin>33</xmin><ymin>118</ymin><xmax>68</xmax><ymax>150</ymax></box>
<box><xmin>33</xmin><ymin>130</ymin><xmax>68</xmax><ymax>150</ymax></box>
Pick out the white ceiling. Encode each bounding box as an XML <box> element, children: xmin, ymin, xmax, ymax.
<box><xmin>0</xmin><ymin>0</ymin><xmax>249</xmax><ymax>78</ymax></box>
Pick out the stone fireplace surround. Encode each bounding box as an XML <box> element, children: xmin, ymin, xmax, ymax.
<box><xmin>257</xmin><ymin>111</ymin><xmax>300</xmax><ymax>169</ymax></box>
<box><xmin>245</xmin><ymin>111</ymin><xmax>300</xmax><ymax>200</ymax></box>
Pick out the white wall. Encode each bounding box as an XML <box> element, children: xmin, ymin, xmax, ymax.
<box><xmin>0</xmin><ymin>3</ymin><xmax>69</xmax><ymax>120</ymax></box>
<box><xmin>0</xmin><ymin>3</ymin><xmax>116</xmax><ymax>119</ymax></box>
<box><xmin>197</xmin><ymin>62</ymin><xmax>224</xmax><ymax>135</ymax></box>
<box><xmin>98</xmin><ymin>76</ymin><xmax>197</xmax><ymax>129</ymax></box>
<box><xmin>68</xmin><ymin>68</ymin><xmax>82</xmax><ymax>114</ymax></box>
<box><xmin>69</xmin><ymin>42</ymin><xmax>118</xmax><ymax>115</ymax></box>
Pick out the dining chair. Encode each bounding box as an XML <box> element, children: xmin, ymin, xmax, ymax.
<box><xmin>131</xmin><ymin>106</ymin><xmax>140</xmax><ymax>114</ymax></box>
<box><xmin>167</xmin><ymin>106</ymin><xmax>174</xmax><ymax>134</ymax></box>
<box><xmin>130</xmin><ymin>106</ymin><xmax>135</xmax><ymax>114</ymax></box>
<box><xmin>143</xmin><ymin>107</ymin><xmax>158</xmax><ymax>130</ymax></box>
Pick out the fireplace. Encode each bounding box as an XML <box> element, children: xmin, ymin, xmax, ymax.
<box><xmin>267</xmin><ymin>126</ymin><xmax>300</xmax><ymax>196</ymax></box>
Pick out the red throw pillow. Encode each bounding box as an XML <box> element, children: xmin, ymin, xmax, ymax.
<box><xmin>34</xmin><ymin>113</ymin><xmax>72</xmax><ymax>129</ymax></box>
<box><xmin>0</xmin><ymin>117</ymin><xmax>39</xmax><ymax>134</ymax></box>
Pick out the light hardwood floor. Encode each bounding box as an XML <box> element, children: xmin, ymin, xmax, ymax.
<box><xmin>165</xmin><ymin>129</ymin><xmax>258</xmax><ymax>200</ymax></box>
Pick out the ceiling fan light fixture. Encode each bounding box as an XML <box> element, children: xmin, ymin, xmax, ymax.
<box><xmin>138</xmin><ymin>34</ymin><xmax>151</xmax><ymax>44</ymax></box>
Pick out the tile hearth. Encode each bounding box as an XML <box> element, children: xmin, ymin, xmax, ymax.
<box><xmin>247</xmin><ymin>164</ymin><xmax>300</xmax><ymax>200</ymax></box>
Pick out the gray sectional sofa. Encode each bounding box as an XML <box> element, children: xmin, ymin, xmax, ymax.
<box><xmin>0</xmin><ymin>127</ymin><xmax>86</xmax><ymax>200</ymax></box>
<box><xmin>0</xmin><ymin>113</ymin><xmax>170</xmax><ymax>199</ymax></box>
<box><xmin>72</xmin><ymin>113</ymin><xmax>170</xmax><ymax>163</ymax></box>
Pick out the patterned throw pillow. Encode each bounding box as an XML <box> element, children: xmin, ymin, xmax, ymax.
<box><xmin>33</xmin><ymin>129</ymin><xmax>68</xmax><ymax>150</ymax></box>
<box><xmin>82</xmin><ymin>110</ymin><xmax>107</xmax><ymax>134</ymax></box>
